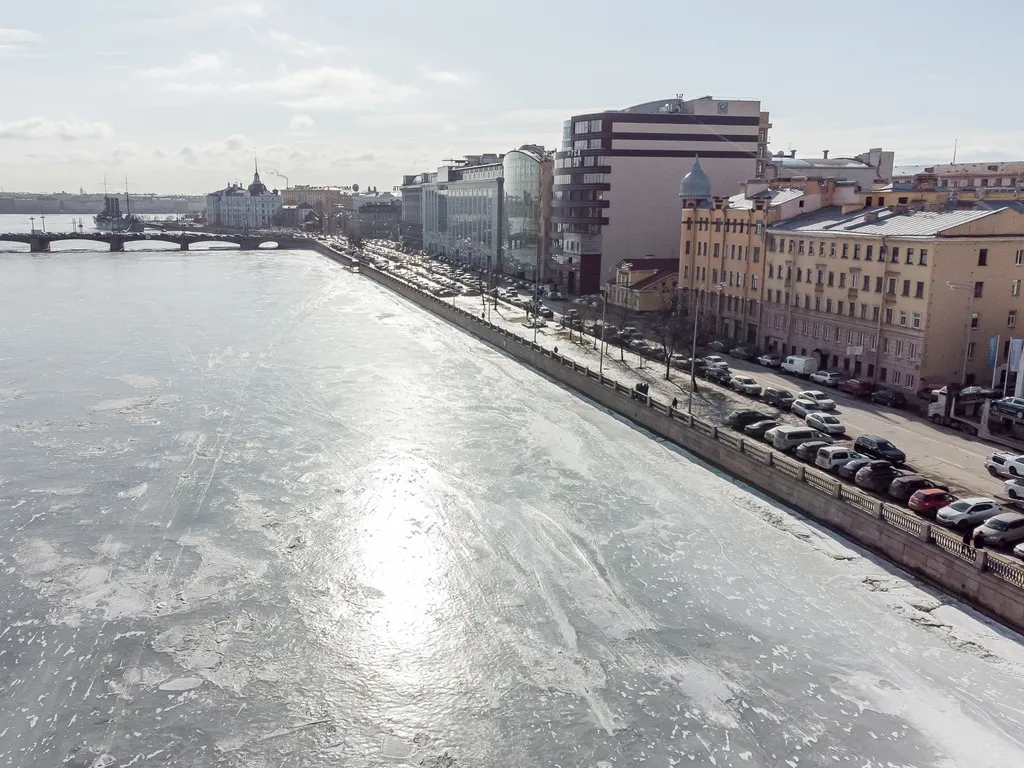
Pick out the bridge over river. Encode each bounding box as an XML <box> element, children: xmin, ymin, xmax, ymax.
<box><xmin>0</xmin><ymin>231</ymin><xmax>311</xmax><ymax>252</ymax></box>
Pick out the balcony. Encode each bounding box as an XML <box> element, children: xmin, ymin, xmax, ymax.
<box><xmin>814</xmin><ymin>283</ymin><xmax>824</xmax><ymax>293</ymax></box>
<box><xmin>884</xmin><ymin>292</ymin><xmax>898</xmax><ymax>304</ymax></box>
<box><xmin>848</xmin><ymin>288</ymin><xmax>858</xmax><ymax>300</ymax></box>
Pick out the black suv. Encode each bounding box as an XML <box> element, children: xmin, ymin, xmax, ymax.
<box><xmin>870</xmin><ymin>389</ymin><xmax>907</xmax><ymax>408</ymax></box>
<box><xmin>854</xmin><ymin>434</ymin><xmax>907</xmax><ymax>465</ymax></box>
<box><xmin>724</xmin><ymin>410</ymin><xmax>773</xmax><ymax>431</ymax></box>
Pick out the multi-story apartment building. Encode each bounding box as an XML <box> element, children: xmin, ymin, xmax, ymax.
<box><xmin>894</xmin><ymin>161</ymin><xmax>1024</xmax><ymax>194</ymax></box>
<box><xmin>765</xmin><ymin>192</ymin><xmax>1024</xmax><ymax>392</ymax></box>
<box><xmin>401</xmin><ymin>146</ymin><xmax>553</xmax><ymax>279</ymax></box>
<box><xmin>205</xmin><ymin>166</ymin><xmax>282</xmax><ymax>230</ymax></box>
<box><xmin>678</xmin><ymin>158</ymin><xmax>856</xmax><ymax>345</ymax></box>
<box><xmin>282</xmin><ymin>185</ymin><xmax>352</xmax><ymax>211</ymax></box>
<box><xmin>549</xmin><ymin>95</ymin><xmax>771</xmax><ymax>295</ymax></box>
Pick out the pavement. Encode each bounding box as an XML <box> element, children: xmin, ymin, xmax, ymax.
<box><xmin>354</xmin><ymin>240</ymin><xmax>1013</xmax><ymax>503</ymax></box>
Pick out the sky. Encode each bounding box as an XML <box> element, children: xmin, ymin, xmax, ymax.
<box><xmin>2</xmin><ymin>0</ymin><xmax>1023</xmax><ymax>195</ymax></box>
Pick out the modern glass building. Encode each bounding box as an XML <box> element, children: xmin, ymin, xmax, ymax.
<box><xmin>402</xmin><ymin>146</ymin><xmax>552</xmax><ymax>280</ymax></box>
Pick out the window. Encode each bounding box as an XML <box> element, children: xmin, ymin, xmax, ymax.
<box><xmin>798</xmin><ymin>240</ymin><xmax>804</xmax><ymax>254</ymax></box>
<box><xmin>971</xmin><ymin>312</ymin><xmax>979</xmax><ymax>329</ymax></box>
<box><xmin>900</xmin><ymin>280</ymin><xmax>909</xmax><ymax>296</ymax></box>
<box><xmin>979</xmin><ymin>248</ymin><xmax>988</xmax><ymax>266</ymax></box>
<box><xmin>752</xmin><ymin>275</ymin><xmax>759</xmax><ymax>289</ymax></box>
<box><xmin>714</xmin><ymin>243</ymin><xmax>720</xmax><ymax>258</ymax></box>
<box><xmin>788</xmin><ymin>240</ymin><xmax>794</xmax><ymax>253</ymax></box>
<box><xmin>817</xmin><ymin>270</ymin><xmax>824</xmax><ymax>284</ymax></box>
<box><xmin>1017</xmin><ymin>250</ymin><xmax>1024</xmax><ymax>266</ymax></box>
<box><xmin>712</xmin><ymin>269</ymin><xmax>718</xmax><ymax>283</ymax></box>
<box><xmin>885</xmin><ymin>308</ymin><xmax>894</xmax><ymax>324</ymax></box>
<box><xmin>912</xmin><ymin>312</ymin><xmax>921</xmax><ymax>329</ymax></box>
<box><xmin>887</xmin><ymin>278</ymin><xmax>897</xmax><ymax>294</ymax></box>
<box><xmin>1015</xmin><ymin>280</ymin><xmax>1022</xmax><ymax>296</ymax></box>
<box><xmin>974</xmin><ymin>281</ymin><xmax>984</xmax><ymax>298</ymax></box>
<box><xmin>893</xmin><ymin>370</ymin><xmax>902</xmax><ymax>386</ymax></box>
<box><xmin>860</xmin><ymin>303</ymin><xmax>868</xmax><ymax>319</ymax></box>
<box><xmin>882</xmin><ymin>337</ymin><xmax>890</xmax><ymax>353</ymax></box>
<box><xmin>683</xmin><ymin>265</ymin><xmax>689</xmax><ymax>278</ymax></box>
<box><xmin>906</xmin><ymin>248</ymin><xmax>914</xmax><ymax>265</ymax></box>
<box><xmin>848</xmin><ymin>302</ymin><xmax>855</xmax><ymax>317</ymax></box>
<box><xmin>753</xmin><ymin>247</ymin><xmax>760</xmax><ymax>263</ymax></box>
<box><xmin>895</xmin><ymin>340</ymin><xmax>905</xmax><ymax>357</ymax></box>
<box><xmin>769</xmin><ymin>264</ymin><xmax>774</xmax><ymax>278</ymax></box>
<box><xmin>842</xmin><ymin>243</ymin><xmax>849</xmax><ymax>258</ymax></box>
<box><xmin>875</xmin><ymin>276</ymin><xmax>883</xmax><ymax>293</ymax></box>
<box><xmin>906</xmin><ymin>375</ymin><xmax>914</xmax><ymax>390</ymax></box>
<box><xmin>738</xmin><ymin>246</ymin><xmax>744</xmax><ymax>260</ymax></box>
<box><xmin>796</xmin><ymin>268</ymin><xmax>802</xmax><ymax>282</ymax></box>
<box><xmin>830</xmin><ymin>242</ymin><xmax>836</xmax><ymax>257</ymax></box>
<box><xmin>899</xmin><ymin>310</ymin><xmax>907</xmax><ymax>327</ymax></box>
<box><xmin>774</xmin><ymin>316</ymin><xmax>780</xmax><ymax>329</ymax></box>
<box><xmin>828</xmin><ymin>271</ymin><xmax>835</xmax><ymax>286</ymax></box>
<box><xmin>838</xmin><ymin>301</ymin><xmax>844</xmax><ymax>315</ymax></box>
<box><xmin>967</xmin><ymin>341</ymin><xmax>976</xmax><ymax>359</ymax></box>
<box><xmin>804</xmin><ymin>295</ymin><xmax>810</xmax><ymax>308</ymax></box>
<box><xmin>839</xmin><ymin>273</ymin><xmax>847</xmax><ymax>287</ymax></box>
<box><xmin>826</xmin><ymin>299</ymin><xmax>833</xmax><ymax>313</ymax></box>
<box><xmin>891</xmin><ymin>247</ymin><xmax>899</xmax><ymax>263</ymax></box>
<box><xmin>863</xmin><ymin>275</ymin><xmax>870</xmax><ymax>290</ymax></box>
<box><xmin>854</xmin><ymin>244</ymin><xmax>861</xmax><ymax>260</ymax></box>
<box><xmin>685</xmin><ymin>241</ymin><xmax>691</xmax><ymax>255</ymax></box>
<box><xmin>819</xmin><ymin>242</ymin><xmax>825</xmax><ymax>256</ymax></box>
<box><xmin>815</xmin><ymin>297</ymin><xmax>821</xmax><ymax>311</ymax></box>
<box><xmin>879</xmin><ymin>367</ymin><xmax>888</xmax><ymax>382</ymax></box>
<box><xmin>1010</xmin><ymin>310</ymin><xmax>1018</xmax><ymax>329</ymax></box>
<box><xmin>919</xmin><ymin>249</ymin><xmax>927</xmax><ymax>266</ymax></box>
<box><xmin>915</xmin><ymin>281</ymin><xmax>924</xmax><ymax>299</ymax></box>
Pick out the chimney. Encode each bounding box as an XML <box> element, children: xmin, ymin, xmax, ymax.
<box><xmin>789</xmin><ymin>149</ymin><xmax>797</xmax><ymax>158</ymax></box>
<box><xmin>823</xmin><ymin>150</ymin><xmax>830</xmax><ymax>159</ymax></box>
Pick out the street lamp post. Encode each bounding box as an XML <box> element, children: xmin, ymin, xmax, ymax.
<box><xmin>688</xmin><ymin>283</ymin><xmax>725</xmax><ymax>414</ymax></box>
<box><xmin>598</xmin><ymin>288</ymin><xmax>609</xmax><ymax>377</ymax></box>
<box><xmin>948</xmin><ymin>277</ymin><xmax>976</xmax><ymax>385</ymax></box>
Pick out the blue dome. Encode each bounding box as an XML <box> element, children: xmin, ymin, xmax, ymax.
<box><xmin>679</xmin><ymin>156</ymin><xmax>711</xmax><ymax>200</ymax></box>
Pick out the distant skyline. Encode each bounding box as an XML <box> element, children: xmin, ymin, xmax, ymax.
<box><xmin>2</xmin><ymin>0</ymin><xmax>1023</xmax><ymax>194</ymax></box>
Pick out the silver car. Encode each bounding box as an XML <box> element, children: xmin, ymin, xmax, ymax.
<box><xmin>791</xmin><ymin>399</ymin><xmax>822</xmax><ymax>418</ymax></box>
<box><xmin>730</xmin><ymin>376</ymin><xmax>762</xmax><ymax>396</ymax></box>
<box><xmin>974</xmin><ymin>513</ymin><xmax>1024</xmax><ymax>547</ymax></box>
<box><xmin>936</xmin><ymin>497</ymin><xmax>1001</xmax><ymax>531</ymax></box>
<box><xmin>805</xmin><ymin>412</ymin><xmax>846</xmax><ymax>435</ymax></box>
<box><xmin>797</xmin><ymin>390</ymin><xmax>837</xmax><ymax>410</ymax></box>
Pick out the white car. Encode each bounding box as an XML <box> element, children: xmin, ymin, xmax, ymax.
<box><xmin>936</xmin><ymin>497</ymin><xmax>1001</xmax><ymax>531</ymax></box>
<box><xmin>797</xmin><ymin>390</ymin><xmax>836</xmax><ymax>410</ymax></box>
<box><xmin>810</xmin><ymin>371</ymin><xmax>842</xmax><ymax>387</ymax></box>
<box><xmin>805</xmin><ymin>412</ymin><xmax>846</xmax><ymax>435</ymax></box>
<box><xmin>757</xmin><ymin>354</ymin><xmax>782</xmax><ymax>368</ymax></box>
<box><xmin>1004</xmin><ymin>479</ymin><xmax>1024</xmax><ymax>503</ymax></box>
<box><xmin>730</xmin><ymin>376</ymin><xmax>762</xmax><ymax>395</ymax></box>
<box><xmin>791</xmin><ymin>399</ymin><xmax>822</xmax><ymax>418</ymax></box>
<box><xmin>815</xmin><ymin>446</ymin><xmax>865</xmax><ymax>472</ymax></box>
<box><xmin>986</xmin><ymin>452</ymin><xmax>1024</xmax><ymax>478</ymax></box>
<box><xmin>704</xmin><ymin>355</ymin><xmax>729</xmax><ymax>369</ymax></box>
<box><xmin>974</xmin><ymin>513</ymin><xmax>1024</xmax><ymax>547</ymax></box>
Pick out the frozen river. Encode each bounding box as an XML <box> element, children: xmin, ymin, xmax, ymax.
<box><xmin>2</xmin><ymin>248</ymin><xmax>1024</xmax><ymax>767</ymax></box>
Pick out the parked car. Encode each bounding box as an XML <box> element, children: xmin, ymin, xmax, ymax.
<box><xmin>973</xmin><ymin>513</ymin><xmax>1024</xmax><ymax>547</ymax></box>
<box><xmin>744</xmin><ymin>419</ymin><xmax>781</xmax><ymax>439</ymax></box>
<box><xmin>771</xmin><ymin>426</ymin><xmax>831</xmax><ymax>453</ymax></box>
<box><xmin>854</xmin><ymin>461</ymin><xmax>904</xmax><ymax>493</ymax></box>
<box><xmin>757</xmin><ymin>354</ymin><xmax>782</xmax><ymax>368</ymax></box>
<box><xmin>679</xmin><ymin>358</ymin><xmax>707</xmax><ymax>376</ymax></box>
<box><xmin>854</xmin><ymin>435</ymin><xmax>907</xmax><ymax>464</ymax></box>
<box><xmin>838</xmin><ymin>457</ymin><xmax>873</xmax><ymax>480</ymax></box>
<box><xmin>729</xmin><ymin>347</ymin><xmax>755</xmax><ymax>361</ymax></box>
<box><xmin>870</xmin><ymin>389</ymin><xmax>907</xmax><ymax>408</ymax></box>
<box><xmin>762</xmin><ymin>387</ymin><xmax>796</xmax><ymax>409</ymax></box>
<box><xmin>838</xmin><ymin>379</ymin><xmax>874</xmax><ymax>397</ymax></box>
<box><xmin>795</xmin><ymin>440</ymin><xmax>833</xmax><ymax>462</ymax></box>
<box><xmin>537</xmin><ymin>306</ymin><xmax>554</xmax><ymax>318</ymax></box>
<box><xmin>810</xmin><ymin>371</ymin><xmax>842</xmax><ymax>387</ymax></box>
<box><xmin>730</xmin><ymin>376</ymin><xmax>762</xmax><ymax>396</ymax></box>
<box><xmin>797</xmin><ymin>390</ymin><xmax>836</xmax><ymax>410</ymax></box>
<box><xmin>993</xmin><ymin>396</ymin><xmax>1024</xmax><ymax>419</ymax></box>
<box><xmin>986</xmin><ymin>452</ymin><xmax>1024</xmax><ymax>478</ymax></box>
<box><xmin>909</xmin><ymin>488</ymin><xmax>956</xmax><ymax>516</ymax></box>
<box><xmin>791</xmin><ymin>399</ymin><xmax>823</xmax><ymax>418</ymax></box>
<box><xmin>706</xmin><ymin>367</ymin><xmax>734</xmax><ymax>385</ymax></box>
<box><xmin>707</xmin><ymin>341</ymin><xmax>729</xmax><ymax>353</ymax></box>
<box><xmin>703</xmin><ymin>355</ymin><xmax>729</xmax><ymax>369</ymax></box>
<box><xmin>1003</xmin><ymin>479</ymin><xmax>1024</xmax><ymax>503</ymax></box>
<box><xmin>763</xmin><ymin>425</ymin><xmax>784</xmax><ymax>444</ymax></box>
<box><xmin>805</xmin><ymin>412</ymin><xmax>846</xmax><ymax>436</ymax></box>
<box><xmin>815</xmin><ymin>446</ymin><xmax>865</xmax><ymax>472</ymax></box>
<box><xmin>889</xmin><ymin>475</ymin><xmax>945</xmax><ymax>503</ymax></box>
<box><xmin>781</xmin><ymin>355</ymin><xmax>818</xmax><ymax>377</ymax></box>
<box><xmin>936</xmin><ymin>497</ymin><xmax>1001</xmax><ymax>531</ymax></box>
<box><xmin>724</xmin><ymin>410</ymin><xmax>773</xmax><ymax>431</ymax></box>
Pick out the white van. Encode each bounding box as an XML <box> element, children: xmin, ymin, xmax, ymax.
<box><xmin>781</xmin><ymin>355</ymin><xmax>819</xmax><ymax>377</ymax></box>
<box><xmin>815</xmin><ymin>446</ymin><xmax>864</xmax><ymax>472</ymax></box>
<box><xmin>771</xmin><ymin>425</ymin><xmax>825</xmax><ymax>452</ymax></box>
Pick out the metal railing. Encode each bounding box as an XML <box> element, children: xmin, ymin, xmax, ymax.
<box><xmin>987</xmin><ymin>554</ymin><xmax>1024</xmax><ymax>588</ymax></box>
<box><xmin>931</xmin><ymin>527</ymin><xmax>975</xmax><ymax>562</ymax></box>
<box><xmin>881</xmin><ymin>503</ymin><xmax>924</xmax><ymax>537</ymax></box>
<box><xmin>840</xmin><ymin>486</ymin><xmax>876</xmax><ymax>514</ymax></box>
<box><xmin>772</xmin><ymin>456</ymin><xmax>803</xmax><ymax>479</ymax></box>
<box><xmin>805</xmin><ymin>470</ymin><xmax>838</xmax><ymax>495</ymax></box>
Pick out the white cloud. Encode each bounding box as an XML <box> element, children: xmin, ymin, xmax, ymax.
<box><xmin>141</xmin><ymin>51</ymin><xmax>223</xmax><ymax>79</ymax></box>
<box><xmin>288</xmin><ymin>114</ymin><xmax>316</xmax><ymax>134</ymax></box>
<box><xmin>419</xmin><ymin>67</ymin><xmax>464</xmax><ymax>85</ymax></box>
<box><xmin>0</xmin><ymin>28</ymin><xmax>40</xmax><ymax>43</ymax></box>
<box><xmin>269</xmin><ymin>31</ymin><xmax>339</xmax><ymax>58</ymax></box>
<box><xmin>0</xmin><ymin>118</ymin><xmax>113</xmax><ymax>142</ymax></box>
<box><xmin>237</xmin><ymin>66</ymin><xmax>417</xmax><ymax>111</ymax></box>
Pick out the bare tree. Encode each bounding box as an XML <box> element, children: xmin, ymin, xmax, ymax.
<box><xmin>650</xmin><ymin>291</ymin><xmax>692</xmax><ymax>380</ymax></box>
<box><xmin>613</xmin><ymin>301</ymin><xmax>634</xmax><ymax>362</ymax></box>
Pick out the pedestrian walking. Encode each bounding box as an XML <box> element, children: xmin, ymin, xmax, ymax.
<box><xmin>973</xmin><ymin>529</ymin><xmax>985</xmax><ymax>549</ymax></box>
<box><xmin>962</xmin><ymin>529</ymin><xmax>973</xmax><ymax>547</ymax></box>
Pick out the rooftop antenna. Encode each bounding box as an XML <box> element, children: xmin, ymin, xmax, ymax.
<box><xmin>951</xmin><ymin>138</ymin><xmax>958</xmax><ymax>164</ymax></box>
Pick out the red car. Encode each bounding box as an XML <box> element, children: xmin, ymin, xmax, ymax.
<box><xmin>908</xmin><ymin>488</ymin><xmax>956</xmax><ymax>516</ymax></box>
<box><xmin>838</xmin><ymin>378</ymin><xmax>874</xmax><ymax>397</ymax></box>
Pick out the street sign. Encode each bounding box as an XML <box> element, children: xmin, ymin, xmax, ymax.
<box><xmin>846</xmin><ymin>345</ymin><xmax>863</xmax><ymax>356</ymax></box>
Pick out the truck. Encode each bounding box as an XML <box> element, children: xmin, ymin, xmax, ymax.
<box><xmin>781</xmin><ymin>355</ymin><xmax>819</xmax><ymax>377</ymax></box>
<box><xmin>928</xmin><ymin>385</ymin><xmax>1024</xmax><ymax>448</ymax></box>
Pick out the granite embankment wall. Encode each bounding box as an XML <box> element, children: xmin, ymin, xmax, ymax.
<box><xmin>311</xmin><ymin>243</ymin><xmax>1024</xmax><ymax>634</ymax></box>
